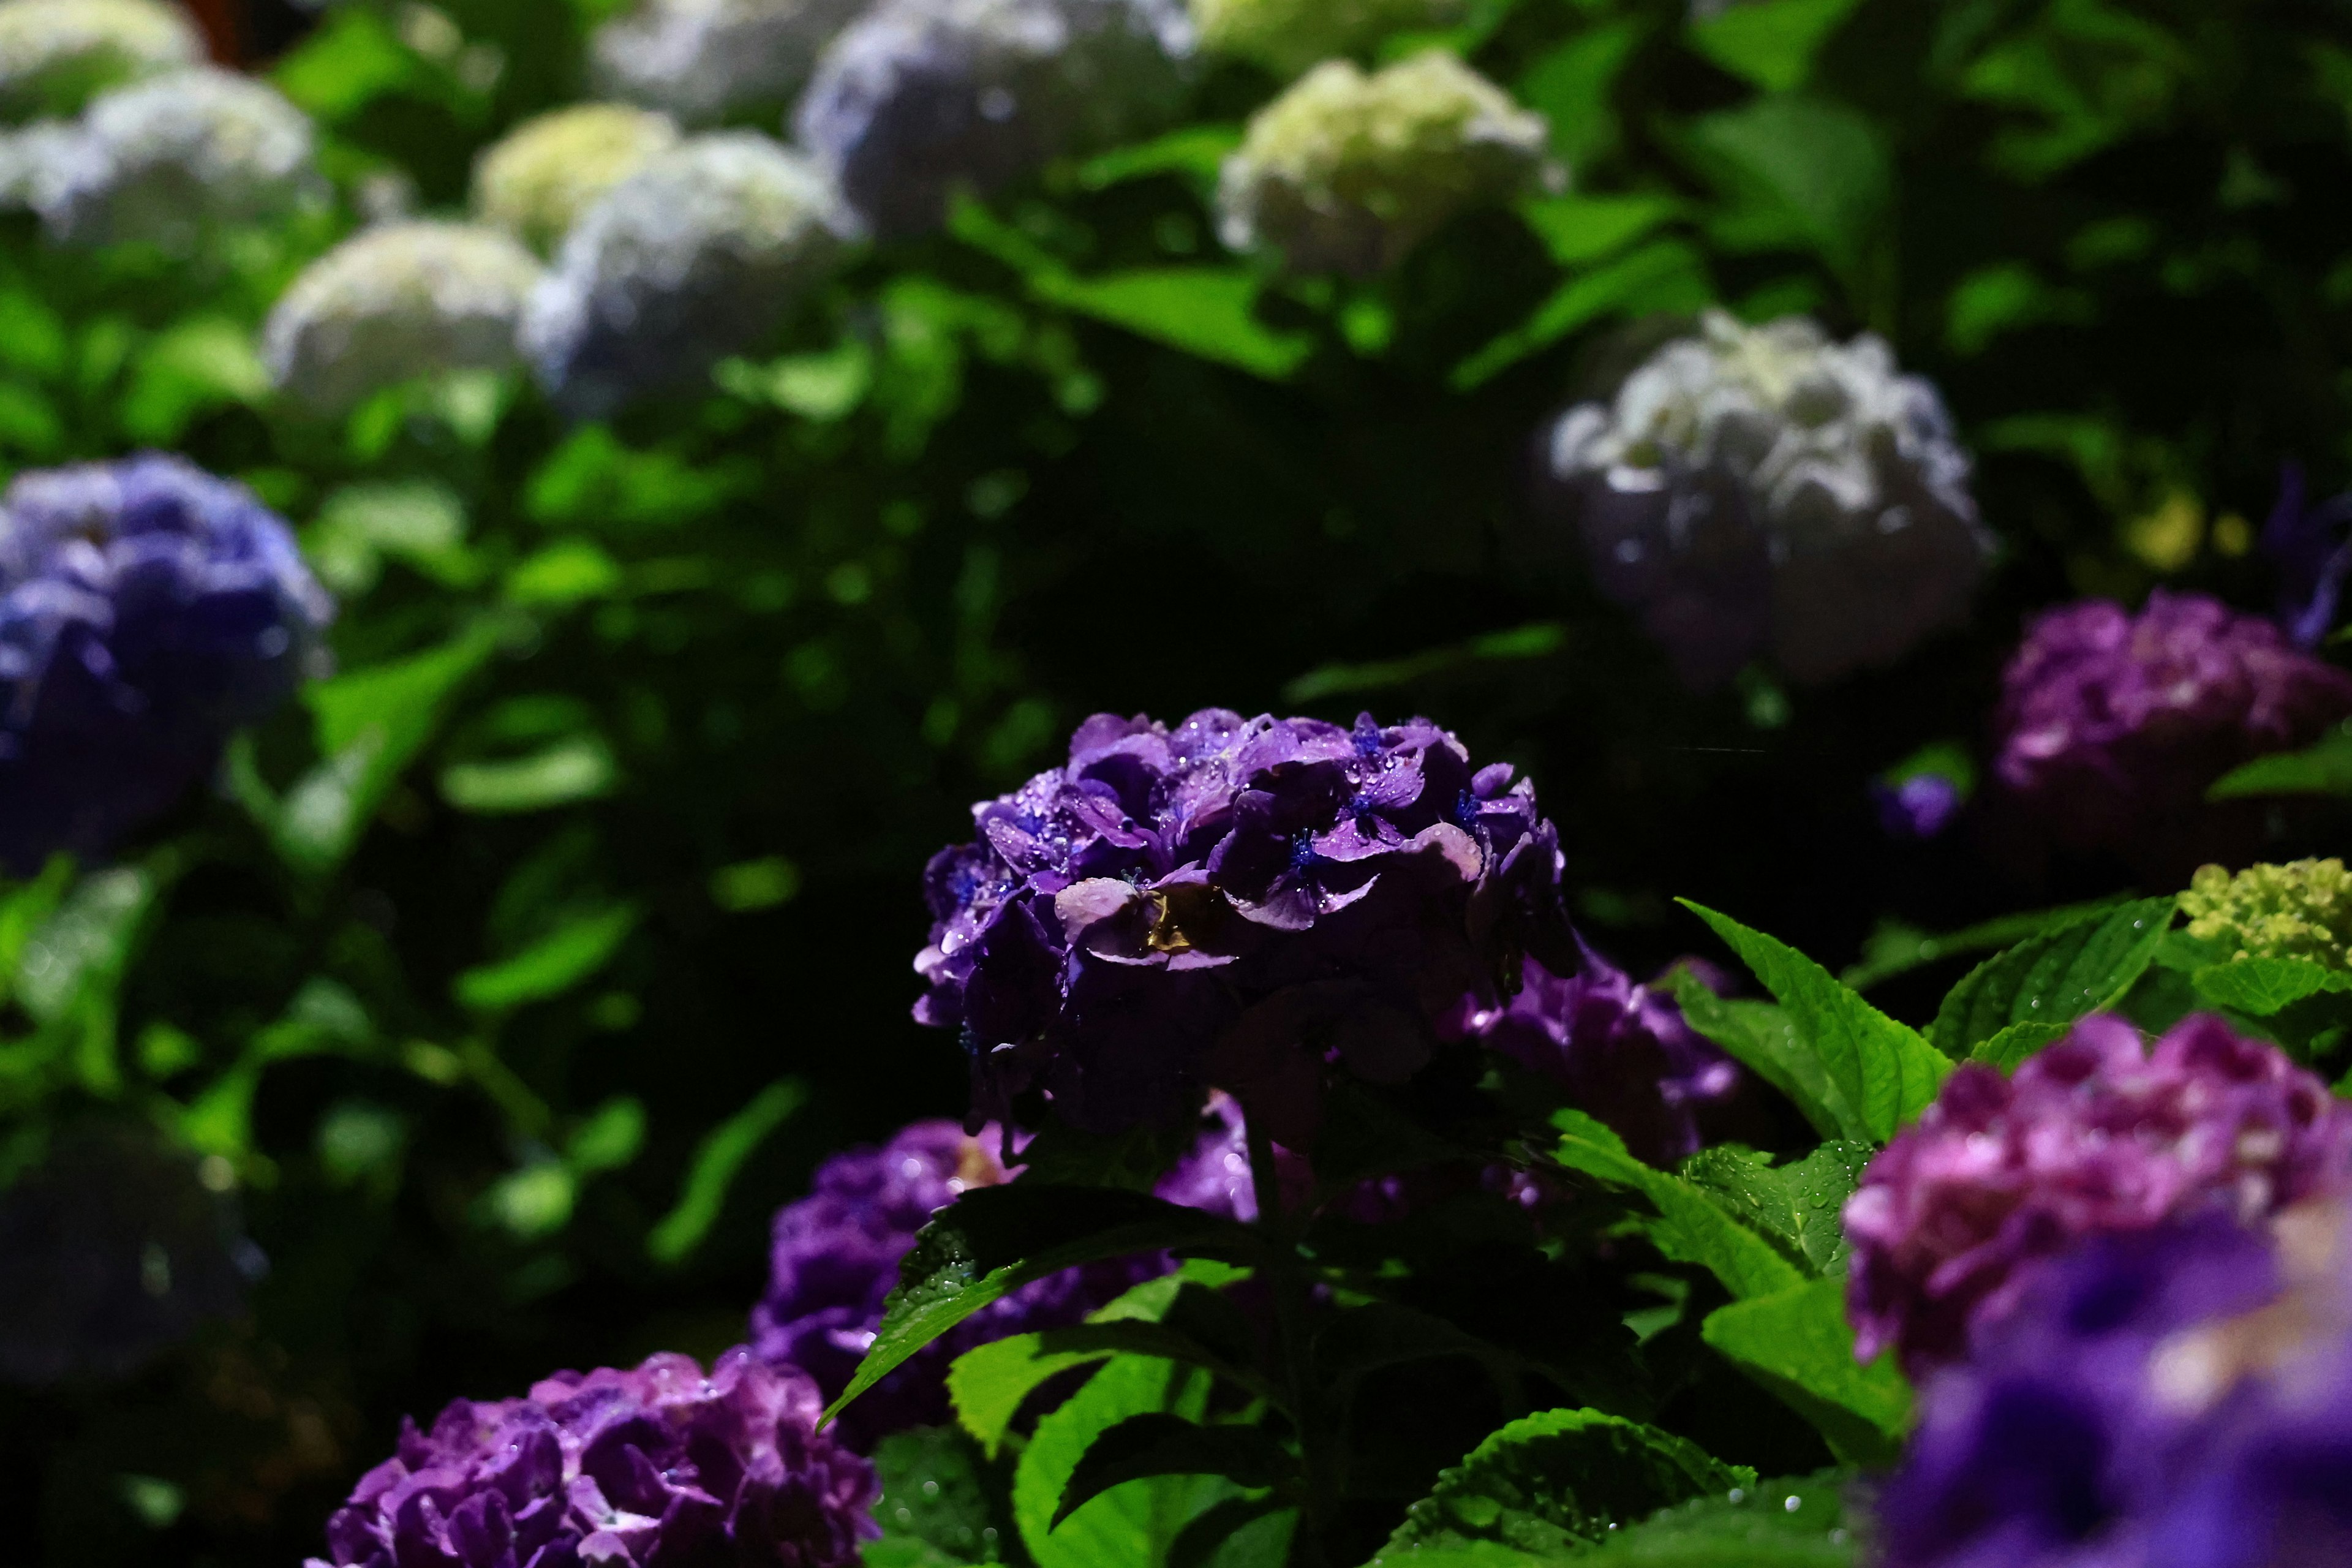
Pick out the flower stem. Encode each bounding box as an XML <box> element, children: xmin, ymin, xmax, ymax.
<box><xmin>1245</xmin><ymin>1108</ymin><xmax>1330</xmax><ymax>1567</ymax></box>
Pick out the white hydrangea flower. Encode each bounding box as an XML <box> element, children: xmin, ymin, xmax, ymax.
<box><xmin>34</xmin><ymin>65</ymin><xmax>322</xmax><ymax>249</ymax></box>
<box><xmin>521</xmin><ymin>133</ymin><xmax>847</xmax><ymax>418</ymax></box>
<box><xmin>472</xmin><ymin>102</ymin><xmax>681</xmax><ymax>254</ymax></box>
<box><xmin>0</xmin><ymin>0</ymin><xmax>200</xmax><ymax>123</ymax></box>
<box><xmin>1217</xmin><ymin>51</ymin><xmax>1551</xmax><ymax>277</ymax></box>
<box><xmin>795</xmin><ymin>0</ymin><xmax>1194</xmax><ymax>239</ymax></box>
<box><xmin>590</xmin><ymin>0</ymin><xmax>870</xmax><ymax>125</ymax></box>
<box><xmin>263</xmin><ymin>222</ymin><xmax>545</xmax><ymax>414</ymax></box>
<box><xmin>1544</xmin><ymin>310</ymin><xmax>1989</xmax><ymax>686</ymax></box>
<box><xmin>1188</xmin><ymin>0</ymin><xmax>1460</xmax><ymax>75</ymax></box>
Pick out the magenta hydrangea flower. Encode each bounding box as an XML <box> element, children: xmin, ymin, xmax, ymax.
<box><xmin>1843</xmin><ymin>1013</ymin><xmax>2352</xmax><ymax>1374</ymax></box>
<box><xmin>1461</xmin><ymin>946</ymin><xmax>1736</xmax><ymax>1166</ymax></box>
<box><xmin>750</xmin><ymin>1106</ymin><xmax>1253</xmax><ymax>1447</ymax></box>
<box><xmin>1990</xmin><ymin>591</ymin><xmax>2352</xmax><ymax>867</ymax></box>
<box><xmin>1879</xmin><ymin>1201</ymin><xmax>2352</xmax><ymax>1568</ymax></box>
<box><xmin>309</xmin><ymin>1348</ymin><xmax>877</xmax><ymax>1568</ymax></box>
<box><xmin>915</xmin><ymin>709</ymin><xmax>1572</xmax><ymax>1143</ymax></box>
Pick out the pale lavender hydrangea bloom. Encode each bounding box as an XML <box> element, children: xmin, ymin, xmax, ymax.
<box><xmin>1991</xmin><ymin>590</ymin><xmax>2352</xmax><ymax>864</ymax></box>
<box><xmin>1843</xmin><ymin>1013</ymin><xmax>2352</xmax><ymax>1374</ymax></box>
<box><xmin>308</xmin><ymin>1348</ymin><xmax>877</xmax><ymax>1568</ymax></box>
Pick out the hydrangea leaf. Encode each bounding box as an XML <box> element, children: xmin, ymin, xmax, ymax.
<box><xmin>1554</xmin><ymin>1110</ymin><xmax>1805</xmax><ymax>1301</ymax></box>
<box><xmin>2208</xmin><ymin>728</ymin><xmax>2352</xmax><ymax>798</ymax></box>
<box><xmin>1686</xmin><ymin>0</ymin><xmax>1866</xmax><ymax>93</ymax></box>
<box><xmin>1928</xmin><ymin>896</ymin><xmax>2174</xmax><ymax>1057</ymax></box>
<box><xmin>1578</xmin><ymin>1468</ymin><xmax>1858</xmax><ymax>1567</ymax></box>
<box><xmin>1700</xmin><ymin>1281</ymin><xmax>1908</xmax><ymax>1466</ymax></box>
<box><xmin>829</xmin><ymin>1186</ymin><xmax>1260</xmax><ymax>1427</ymax></box>
<box><xmin>1679</xmin><ymin>96</ymin><xmax>1891</xmax><ymax>298</ymax></box>
<box><xmin>1667</xmin><ymin>975</ymin><xmax>1844</xmax><ymax>1141</ymax></box>
<box><xmin>644</xmin><ymin>1077</ymin><xmax>806</xmax><ymax>1266</ymax></box>
<box><xmin>1678</xmin><ymin>902</ymin><xmax>1950</xmax><ymax>1143</ymax></box>
<box><xmin>454</xmin><ymin>903</ymin><xmax>636</xmax><ymax>1012</ymax></box>
<box><xmin>1840</xmin><ymin>897</ymin><xmax>2133</xmax><ymax>991</ymax></box>
<box><xmin>1371</xmin><ymin>1408</ymin><xmax>1752</xmax><ymax>1565</ymax></box>
<box><xmin>1452</xmin><ymin>238</ymin><xmax>1713</xmax><ymax>391</ymax></box>
<box><xmin>1680</xmin><ymin>1142</ymin><xmax>1871</xmax><ymax>1275</ymax></box>
<box><xmin>952</xmin><ymin>1314</ymin><xmax>1272</xmax><ymax>1459</ymax></box>
<box><xmin>1969</xmin><ymin>1019</ymin><xmax>2071</xmax><ymax>1072</ymax></box>
<box><xmin>872</xmin><ymin>1427</ymin><xmax>999</xmax><ymax>1567</ymax></box>
<box><xmin>1010</xmin><ymin>1356</ymin><xmax>1236</xmax><ymax>1568</ymax></box>
<box><xmin>2190</xmin><ymin>957</ymin><xmax>2352</xmax><ymax>1017</ymax></box>
<box><xmin>1036</xmin><ymin>268</ymin><xmax>1313</xmax><ymax>383</ymax></box>
<box><xmin>1053</xmin><ymin>1414</ymin><xmax>1295</xmax><ymax>1527</ymax></box>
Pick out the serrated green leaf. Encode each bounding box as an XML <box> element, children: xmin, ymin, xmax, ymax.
<box><xmin>1038</xmin><ymin>268</ymin><xmax>1312</xmax><ymax>381</ymax></box>
<box><xmin>1841</xmin><ymin>899</ymin><xmax>2133</xmax><ymax>991</ymax></box>
<box><xmin>1372</xmin><ymin>1409</ymin><xmax>1752</xmax><ymax>1565</ymax></box>
<box><xmin>1555</xmin><ymin>1110</ymin><xmax>1805</xmax><ymax>1301</ymax></box>
<box><xmin>2190</xmin><ymin>957</ymin><xmax>2352</xmax><ymax>1016</ymax></box>
<box><xmin>1970</xmin><ymin>1020</ymin><xmax>2073</xmax><ymax>1072</ymax></box>
<box><xmin>830</xmin><ymin>1186</ymin><xmax>1258</xmax><ymax>1427</ymax></box>
<box><xmin>952</xmin><ymin>1314</ymin><xmax>1270</xmax><ymax>1460</ymax></box>
<box><xmin>1701</xmin><ymin>1281</ymin><xmax>1908</xmax><ymax>1466</ymax></box>
<box><xmin>1681</xmin><ymin>96</ymin><xmax>1890</xmax><ymax>295</ymax></box>
<box><xmin>1054</xmin><ymin>1415</ymin><xmax>1293</xmax><ymax>1527</ymax></box>
<box><xmin>1012</xmin><ymin>1357</ymin><xmax>1237</xmax><ymax>1568</ymax></box>
<box><xmin>1680</xmin><ymin>902</ymin><xmax>1950</xmax><ymax>1144</ymax></box>
<box><xmin>1668</xmin><ymin>975</ymin><xmax>1842</xmax><ymax>1141</ymax></box>
<box><xmin>1686</xmin><ymin>0</ymin><xmax>1865</xmax><ymax>92</ymax></box>
<box><xmin>1580</xmin><ymin>1469</ymin><xmax>1857</xmax><ymax>1567</ymax></box>
<box><xmin>1929</xmin><ymin>897</ymin><xmax>2174</xmax><ymax>1057</ymax></box>
<box><xmin>2209</xmin><ymin>728</ymin><xmax>2352</xmax><ymax>798</ymax></box>
<box><xmin>871</xmin><ymin>1427</ymin><xmax>998</xmax><ymax>1567</ymax></box>
<box><xmin>1681</xmin><ymin>1142</ymin><xmax>1869</xmax><ymax>1276</ymax></box>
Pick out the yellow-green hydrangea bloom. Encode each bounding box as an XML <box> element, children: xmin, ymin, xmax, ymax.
<box><xmin>0</xmin><ymin>0</ymin><xmax>198</xmax><ymax>123</ymax></box>
<box><xmin>1217</xmin><ymin>50</ymin><xmax>1551</xmax><ymax>277</ymax></box>
<box><xmin>2182</xmin><ymin>859</ymin><xmax>2352</xmax><ymax>969</ymax></box>
<box><xmin>472</xmin><ymin>103</ymin><xmax>682</xmax><ymax>254</ymax></box>
<box><xmin>1188</xmin><ymin>0</ymin><xmax>1460</xmax><ymax>76</ymax></box>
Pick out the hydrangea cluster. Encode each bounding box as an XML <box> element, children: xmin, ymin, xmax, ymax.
<box><xmin>2181</xmin><ymin>859</ymin><xmax>2352</xmax><ymax>970</ymax></box>
<box><xmin>1877</xmin><ymin>1205</ymin><xmax>2352</xmax><ymax>1568</ymax></box>
<box><xmin>470</xmin><ymin>104</ymin><xmax>681</xmax><ymax>254</ymax></box>
<box><xmin>0</xmin><ymin>455</ymin><xmax>333</xmax><ymax>869</ymax></box>
<box><xmin>1842</xmin><ymin>1013</ymin><xmax>2352</xmax><ymax>1374</ymax></box>
<box><xmin>0</xmin><ymin>1119</ymin><xmax>260</xmax><ymax>1385</ymax></box>
<box><xmin>27</xmin><ymin>65</ymin><xmax>322</xmax><ymax>249</ymax></box>
<box><xmin>263</xmin><ymin>223</ymin><xmax>546</xmax><ymax>415</ymax></box>
<box><xmin>1990</xmin><ymin>591</ymin><xmax>2352</xmax><ymax>865</ymax></box>
<box><xmin>915</xmin><ymin>709</ymin><xmax>1572</xmax><ymax>1142</ymax></box>
<box><xmin>592</xmin><ymin>0</ymin><xmax>870</xmax><ymax>126</ymax></box>
<box><xmin>751</xmin><ymin>1106</ymin><xmax>1251</xmax><ymax>1446</ymax></box>
<box><xmin>1216</xmin><ymin>51</ymin><xmax>1553</xmax><ymax>279</ymax></box>
<box><xmin>795</xmin><ymin>0</ymin><xmax>1194</xmax><ymax>239</ymax></box>
<box><xmin>0</xmin><ymin>0</ymin><xmax>198</xmax><ymax>123</ymax></box>
<box><xmin>308</xmin><ymin>1348</ymin><xmax>878</xmax><ymax>1568</ymax></box>
<box><xmin>1462</xmin><ymin>948</ymin><xmax>1736</xmax><ymax>1166</ymax></box>
<box><xmin>1188</xmin><ymin>0</ymin><xmax>1463</xmax><ymax>75</ymax></box>
<box><xmin>522</xmin><ymin>133</ymin><xmax>846</xmax><ymax>418</ymax></box>
<box><xmin>1542</xmin><ymin>310</ymin><xmax>1989</xmax><ymax>687</ymax></box>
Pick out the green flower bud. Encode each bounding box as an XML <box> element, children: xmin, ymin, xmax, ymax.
<box><xmin>471</xmin><ymin>103</ymin><xmax>681</xmax><ymax>254</ymax></box>
<box><xmin>1217</xmin><ymin>50</ymin><xmax>1551</xmax><ymax>277</ymax></box>
<box><xmin>2182</xmin><ymin>859</ymin><xmax>2352</xmax><ymax>970</ymax></box>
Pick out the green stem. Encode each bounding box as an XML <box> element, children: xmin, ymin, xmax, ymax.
<box><xmin>1245</xmin><ymin>1109</ymin><xmax>1329</xmax><ymax>1568</ymax></box>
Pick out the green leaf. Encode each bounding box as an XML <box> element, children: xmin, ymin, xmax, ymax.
<box><xmin>1680</xmin><ymin>1142</ymin><xmax>1871</xmax><ymax>1275</ymax></box>
<box><xmin>1842</xmin><ymin>899</ymin><xmax>2133</xmax><ymax>990</ymax></box>
<box><xmin>1701</xmin><ymin>1281</ymin><xmax>1908</xmax><ymax>1466</ymax></box>
<box><xmin>1054</xmin><ymin>1415</ymin><xmax>1293</xmax><ymax>1527</ymax></box>
<box><xmin>2209</xmin><ymin>728</ymin><xmax>2352</xmax><ymax>798</ymax></box>
<box><xmin>1928</xmin><ymin>897</ymin><xmax>2174</xmax><ymax>1057</ymax></box>
<box><xmin>1037</xmin><ymin>268</ymin><xmax>1312</xmax><ymax>382</ymax></box>
<box><xmin>1515</xmin><ymin>19</ymin><xmax>1645</xmax><ymax>167</ymax></box>
<box><xmin>1970</xmin><ymin>1020</ymin><xmax>2073</xmax><ymax>1072</ymax></box>
<box><xmin>303</xmin><ymin>481</ymin><xmax>477</xmax><ymax>598</ymax></box>
<box><xmin>1668</xmin><ymin>976</ymin><xmax>1840</xmax><ymax>1142</ymax></box>
<box><xmin>1452</xmin><ymin>239</ymin><xmax>1713</xmax><ymax>390</ymax></box>
<box><xmin>506</xmin><ymin>541</ymin><xmax>625</xmax><ymax>607</ymax></box>
<box><xmin>952</xmin><ymin>1313</ymin><xmax>1271</xmax><ymax>1460</ymax></box>
<box><xmin>454</xmin><ymin>903</ymin><xmax>637</xmax><ymax>1012</ymax></box>
<box><xmin>1686</xmin><ymin>0</ymin><xmax>1865</xmax><ymax>92</ymax></box>
<box><xmin>1283</xmin><ymin>624</ymin><xmax>1566</xmax><ymax>706</ymax></box>
<box><xmin>1517</xmin><ymin>195</ymin><xmax>1685</xmax><ymax>268</ymax></box>
<box><xmin>567</xmin><ymin>1096</ymin><xmax>646</xmax><ymax>1174</ymax></box>
<box><xmin>2190</xmin><ymin>957</ymin><xmax>2352</xmax><ymax>1017</ymax></box>
<box><xmin>1554</xmin><ymin>1110</ymin><xmax>1806</xmax><ymax>1302</ymax></box>
<box><xmin>271</xmin><ymin>5</ymin><xmax>423</xmax><ymax>121</ymax></box>
<box><xmin>120</xmin><ymin>317</ymin><xmax>269</xmax><ymax>445</ymax></box>
<box><xmin>1680</xmin><ymin>901</ymin><xmax>1951</xmax><ymax>1144</ymax></box>
<box><xmin>1680</xmin><ymin>96</ymin><xmax>1890</xmax><ymax>300</ymax></box>
<box><xmin>1012</xmin><ymin>1357</ymin><xmax>1234</xmax><ymax>1568</ymax></box>
<box><xmin>646</xmin><ymin>1077</ymin><xmax>807</xmax><ymax>1265</ymax></box>
<box><xmin>1578</xmin><ymin>1469</ymin><xmax>1856</xmax><ymax>1567</ymax></box>
<box><xmin>1373</xmin><ymin>1409</ymin><xmax>1752</xmax><ymax>1565</ymax></box>
<box><xmin>871</xmin><ymin>1427</ymin><xmax>1000</xmax><ymax>1567</ymax></box>
<box><xmin>1077</xmin><ymin>125</ymin><xmax>1243</xmax><ymax>190</ymax></box>
<box><xmin>17</xmin><ymin>866</ymin><xmax>157</xmax><ymax>1028</ymax></box>
<box><xmin>440</xmin><ymin>736</ymin><xmax>617</xmax><ymax>813</ymax></box>
<box><xmin>829</xmin><ymin>1186</ymin><xmax>1258</xmax><ymax>1427</ymax></box>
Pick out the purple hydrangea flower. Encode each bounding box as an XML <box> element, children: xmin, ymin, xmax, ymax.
<box><xmin>1843</xmin><ymin>1013</ymin><xmax>2352</xmax><ymax>1375</ymax></box>
<box><xmin>309</xmin><ymin>1348</ymin><xmax>878</xmax><ymax>1568</ymax></box>
<box><xmin>2261</xmin><ymin>462</ymin><xmax>2352</xmax><ymax>650</ymax></box>
<box><xmin>1989</xmin><ymin>591</ymin><xmax>2352</xmax><ymax>869</ymax></box>
<box><xmin>1879</xmin><ymin>1200</ymin><xmax>2352</xmax><ymax>1568</ymax></box>
<box><xmin>0</xmin><ymin>454</ymin><xmax>333</xmax><ymax>870</ymax></box>
<box><xmin>751</xmin><ymin>1106</ymin><xmax>1251</xmax><ymax>1446</ymax></box>
<box><xmin>1873</xmin><ymin>772</ymin><xmax>1964</xmax><ymax>840</ymax></box>
<box><xmin>914</xmin><ymin>710</ymin><xmax>1572</xmax><ymax>1144</ymax></box>
<box><xmin>1461</xmin><ymin>946</ymin><xmax>1736</xmax><ymax>1166</ymax></box>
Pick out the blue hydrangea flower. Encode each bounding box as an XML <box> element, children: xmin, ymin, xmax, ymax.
<box><xmin>916</xmin><ymin>709</ymin><xmax>1572</xmax><ymax>1144</ymax></box>
<box><xmin>0</xmin><ymin>454</ymin><xmax>333</xmax><ymax>869</ymax></box>
<box><xmin>794</xmin><ymin>0</ymin><xmax>1194</xmax><ymax>239</ymax></box>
